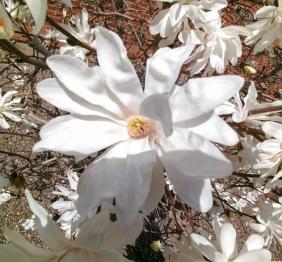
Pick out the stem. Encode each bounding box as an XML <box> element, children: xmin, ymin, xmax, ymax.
<box><xmin>0</xmin><ymin>150</ymin><xmax>32</xmax><ymax>163</ymax></box>
<box><xmin>0</xmin><ymin>40</ymin><xmax>48</xmax><ymax>69</ymax></box>
<box><xmin>248</xmin><ymin>105</ymin><xmax>282</xmax><ymax>116</ymax></box>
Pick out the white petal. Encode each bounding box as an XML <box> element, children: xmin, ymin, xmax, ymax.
<box><xmin>25</xmin><ymin>190</ymin><xmax>71</xmax><ymax>251</ymax></box>
<box><xmin>160</xmin><ymin>128</ymin><xmax>233</xmax><ymax>179</ymax></box>
<box><xmin>191</xmin><ymin>233</ymin><xmax>216</xmax><ymax>260</ymax></box>
<box><xmin>37</xmin><ymin>78</ymin><xmax>118</xmax><ymax>119</ymax></box>
<box><xmin>0</xmin><ymin>115</ymin><xmax>10</xmax><ymax>129</ymax></box>
<box><xmin>170</xmin><ymin>75</ymin><xmax>244</xmax><ymax>123</ymax></box>
<box><xmin>95</xmin><ymin>27</ymin><xmax>143</xmax><ymax>113</ymax></box>
<box><xmin>77</xmin><ymin>138</ymin><xmax>157</xmax><ymax>226</ymax></box>
<box><xmin>33</xmin><ymin>115</ymin><xmax>128</xmax><ymax>156</ymax></box>
<box><xmin>241</xmin><ymin>234</ymin><xmax>264</xmax><ymax>252</ymax></box>
<box><xmin>46</xmin><ymin>55</ymin><xmax>133</xmax><ymax>119</ymax></box>
<box><xmin>219</xmin><ymin>223</ymin><xmax>237</xmax><ymax>258</ymax></box>
<box><xmin>262</xmin><ymin>121</ymin><xmax>282</xmax><ymax>140</ymax></box>
<box><xmin>0</xmin><ymin>3</ymin><xmax>14</xmax><ymax>39</ymax></box>
<box><xmin>2</xmin><ymin>112</ymin><xmax>21</xmax><ymax>122</ymax></box>
<box><xmin>145</xmin><ymin>45</ymin><xmax>194</xmax><ymax>96</ymax></box>
<box><xmin>233</xmin><ymin>250</ymin><xmax>272</xmax><ymax>262</ymax></box>
<box><xmin>25</xmin><ymin>0</ymin><xmax>47</xmax><ymax>34</ymax></box>
<box><xmin>140</xmin><ymin>92</ymin><xmax>173</xmax><ymax>136</ymax></box>
<box><xmin>179</xmin><ymin>112</ymin><xmax>239</xmax><ymax>146</ymax></box>
<box><xmin>140</xmin><ymin>157</ymin><xmax>165</xmax><ymax>214</ymax></box>
<box><xmin>75</xmin><ymin>210</ymin><xmax>142</xmax><ymax>252</ymax></box>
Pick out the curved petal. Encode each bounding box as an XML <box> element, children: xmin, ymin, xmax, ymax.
<box><xmin>176</xmin><ymin>112</ymin><xmax>239</xmax><ymax>146</ymax></box>
<box><xmin>37</xmin><ymin>78</ymin><xmax>121</xmax><ymax>121</ymax></box>
<box><xmin>170</xmin><ymin>76</ymin><xmax>244</xmax><ymax>123</ymax></box>
<box><xmin>33</xmin><ymin>115</ymin><xmax>128</xmax><ymax>156</ymax></box>
<box><xmin>262</xmin><ymin>121</ymin><xmax>282</xmax><ymax>140</ymax></box>
<box><xmin>25</xmin><ymin>0</ymin><xmax>47</xmax><ymax>34</ymax></box>
<box><xmin>0</xmin><ymin>3</ymin><xmax>14</xmax><ymax>39</ymax></box>
<box><xmin>140</xmin><ymin>157</ymin><xmax>165</xmax><ymax>214</ymax></box>
<box><xmin>241</xmin><ymin>234</ymin><xmax>264</xmax><ymax>253</ymax></box>
<box><xmin>145</xmin><ymin>45</ymin><xmax>195</xmax><ymax>96</ymax></box>
<box><xmin>191</xmin><ymin>233</ymin><xmax>216</xmax><ymax>260</ymax></box>
<box><xmin>149</xmin><ymin>8</ymin><xmax>170</xmax><ymax>37</ymax></box>
<box><xmin>95</xmin><ymin>27</ymin><xmax>143</xmax><ymax>113</ymax></box>
<box><xmin>219</xmin><ymin>223</ymin><xmax>237</xmax><ymax>258</ymax></box>
<box><xmin>77</xmin><ymin>138</ymin><xmax>157</xmax><ymax>226</ymax></box>
<box><xmin>46</xmin><ymin>55</ymin><xmax>132</xmax><ymax>119</ymax></box>
<box><xmin>233</xmin><ymin>250</ymin><xmax>272</xmax><ymax>262</ymax></box>
<box><xmin>160</xmin><ymin>128</ymin><xmax>233</xmax><ymax>179</ymax></box>
<box><xmin>140</xmin><ymin>92</ymin><xmax>173</xmax><ymax>137</ymax></box>
<box><xmin>25</xmin><ymin>190</ymin><xmax>71</xmax><ymax>251</ymax></box>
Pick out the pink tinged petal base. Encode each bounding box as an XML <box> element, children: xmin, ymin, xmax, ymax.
<box><xmin>33</xmin><ymin>115</ymin><xmax>128</xmax><ymax>156</ymax></box>
<box><xmin>140</xmin><ymin>92</ymin><xmax>173</xmax><ymax>137</ymax></box>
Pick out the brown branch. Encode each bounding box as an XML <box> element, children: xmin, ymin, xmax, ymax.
<box><xmin>248</xmin><ymin>105</ymin><xmax>282</xmax><ymax>116</ymax></box>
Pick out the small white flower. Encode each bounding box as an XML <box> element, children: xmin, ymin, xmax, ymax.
<box><xmin>150</xmin><ymin>0</ymin><xmax>227</xmax><ymax>47</ymax></box>
<box><xmin>190</xmin><ymin>18</ymin><xmax>250</xmax><ymax>75</ymax></box>
<box><xmin>250</xmin><ymin>199</ymin><xmax>282</xmax><ymax>245</ymax></box>
<box><xmin>0</xmin><ymin>190</ymin><xmax>142</xmax><ymax>262</ymax></box>
<box><xmin>253</xmin><ymin>122</ymin><xmax>282</xmax><ymax>189</ymax></box>
<box><xmin>231</xmin><ymin>197</ymin><xmax>247</xmax><ymax>212</ymax></box>
<box><xmin>20</xmin><ymin>215</ymin><xmax>36</xmax><ymax>231</ymax></box>
<box><xmin>51</xmin><ymin>170</ymin><xmax>79</xmax><ymax>238</ymax></box>
<box><xmin>34</xmin><ymin>27</ymin><xmax>243</xmax><ymax>225</ymax></box>
<box><xmin>59</xmin><ymin>8</ymin><xmax>95</xmax><ymax>60</ymax></box>
<box><xmin>0</xmin><ymin>89</ymin><xmax>22</xmax><ymax>129</ymax></box>
<box><xmin>215</xmin><ymin>81</ymin><xmax>282</xmax><ymax>126</ymax></box>
<box><xmin>245</xmin><ymin>1</ymin><xmax>282</xmax><ymax>53</ymax></box>
<box><xmin>191</xmin><ymin>222</ymin><xmax>272</xmax><ymax>262</ymax></box>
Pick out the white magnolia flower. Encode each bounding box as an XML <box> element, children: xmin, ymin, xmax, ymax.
<box><xmin>20</xmin><ymin>215</ymin><xmax>36</xmax><ymax>231</ymax></box>
<box><xmin>0</xmin><ymin>89</ymin><xmax>22</xmax><ymax>129</ymax></box>
<box><xmin>231</xmin><ymin>197</ymin><xmax>247</xmax><ymax>212</ymax></box>
<box><xmin>245</xmin><ymin>1</ymin><xmax>282</xmax><ymax>53</ymax></box>
<box><xmin>215</xmin><ymin>81</ymin><xmax>282</xmax><ymax>126</ymax></box>
<box><xmin>253</xmin><ymin>121</ymin><xmax>282</xmax><ymax>190</ymax></box>
<box><xmin>150</xmin><ymin>0</ymin><xmax>227</xmax><ymax>47</ymax></box>
<box><xmin>0</xmin><ymin>2</ymin><xmax>14</xmax><ymax>39</ymax></box>
<box><xmin>250</xmin><ymin>199</ymin><xmax>282</xmax><ymax>245</ymax></box>
<box><xmin>59</xmin><ymin>8</ymin><xmax>95</xmax><ymax>60</ymax></box>
<box><xmin>34</xmin><ymin>27</ymin><xmax>243</xmax><ymax>225</ymax></box>
<box><xmin>0</xmin><ymin>190</ymin><xmax>142</xmax><ymax>262</ymax></box>
<box><xmin>191</xmin><ymin>222</ymin><xmax>272</xmax><ymax>262</ymax></box>
<box><xmin>190</xmin><ymin>17</ymin><xmax>250</xmax><ymax>75</ymax></box>
<box><xmin>51</xmin><ymin>170</ymin><xmax>79</xmax><ymax>238</ymax></box>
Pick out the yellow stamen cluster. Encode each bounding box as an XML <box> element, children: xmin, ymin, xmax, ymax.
<box><xmin>127</xmin><ymin>115</ymin><xmax>153</xmax><ymax>139</ymax></box>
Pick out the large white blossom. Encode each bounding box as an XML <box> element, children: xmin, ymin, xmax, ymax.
<box><xmin>191</xmin><ymin>222</ymin><xmax>272</xmax><ymax>262</ymax></box>
<box><xmin>250</xmin><ymin>198</ymin><xmax>282</xmax><ymax>246</ymax></box>
<box><xmin>245</xmin><ymin>1</ymin><xmax>282</xmax><ymax>53</ymax></box>
<box><xmin>0</xmin><ymin>190</ymin><xmax>142</xmax><ymax>262</ymax></box>
<box><xmin>150</xmin><ymin>0</ymin><xmax>227</xmax><ymax>47</ymax></box>
<box><xmin>59</xmin><ymin>8</ymin><xmax>95</xmax><ymax>60</ymax></box>
<box><xmin>34</xmin><ymin>27</ymin><xmax>243</xmax><ymax>226</ymax></box>
<box><xmin>0</xmin><ymin>89</ymin><xmax>22</xmax><ymax>129</ymax></box>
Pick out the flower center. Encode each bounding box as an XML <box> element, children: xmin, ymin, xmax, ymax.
<box><xmin>127</xmin><ymin>115</ymin><xmax>153</xmax><ymax>139</ymax></box>
<box><xmin>0</xmin><ymin>18</ymin><xmax>7</xmax><ymax>33</ymax></box>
